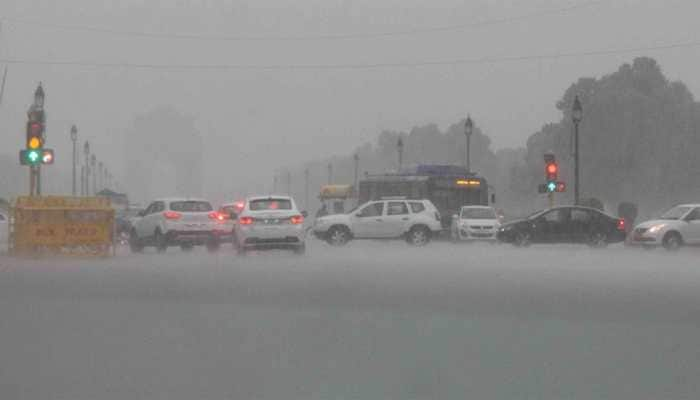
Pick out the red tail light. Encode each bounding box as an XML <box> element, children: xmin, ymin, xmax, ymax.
<box><xmin>617</xmin><ymin>218</ymin><xmax>626</xmax><ymax>231</ymax></box>
<box><xmin>290</xmin><ymin>215</ymin><xmax>304</xmax><ymax>225</ymax></box>
<box><xmin>209</xmin><ymin>212</ymin><xmax>228</xmax><ymax>221</ymax></box>
<box><xmin>163</xmin><ymin>211</ymin><xmax>181</xmax><ymax>220</ymax></box>
<box><xmin>239</xmin><ymin>216</ymin><xmax>254</xmax><ymax>225</ymax></box>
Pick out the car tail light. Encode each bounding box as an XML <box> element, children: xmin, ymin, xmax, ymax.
<box><xmin>239</xmin><ymin>216</ymin><xmax>254</xmax><ymax>225</ymax></box>
<box><xmin>209</xmin><ymin>212</ymin><xmax>228</xmax><ymax>221</ymax></box>
<box><xmin>163</xmin><ymin>211</ymin><xmax>181</xmax><ymax>220</ymax></box>
<box><xmin>617</xmin><ymin>218</ymin><xmax>626</xmax><ymax>231</ymax></box>
<box><xmin>290</xmin><ymin>215</ymin><xmax>304</xmax><ymax>225</ymax></box>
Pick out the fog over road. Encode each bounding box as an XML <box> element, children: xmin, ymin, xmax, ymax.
<box><xmin>1</xmin><ymin>242</ymin><xmax>699</xmax><ymax>399</ymax></box>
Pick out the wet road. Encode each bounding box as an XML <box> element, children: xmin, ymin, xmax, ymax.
<box><xmin>1</xmin><ymin>241</ymin><xmax>699</xmax><ymax>399</ymax></box>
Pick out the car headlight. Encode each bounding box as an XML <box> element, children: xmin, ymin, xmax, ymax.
<box><xmin>647</xmin><ymin>224</ymin><xmax>665</xmax><ymax>234</ymax></box>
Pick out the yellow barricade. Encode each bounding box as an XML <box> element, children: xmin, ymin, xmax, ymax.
<box><xmin>10</xmin><ymin>196</ymin><xmax>115</xmax><ymax>257</ymax></box>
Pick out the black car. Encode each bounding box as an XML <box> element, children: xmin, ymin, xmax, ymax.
<box><xmin>496</xmin><ymin>206</ymin><xmax>627</xmax><ymax>247</ymax></box>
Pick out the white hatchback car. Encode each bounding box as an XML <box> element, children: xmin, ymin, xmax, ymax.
<box><xmin>313</xmin><ymin>198</ymin><xmax>443</xmax><ymax>246</ymax></box>
<box><xmin>232</xmin><ymin>195</ymin><xmax>307</xmax><ymax>255</ymax></box>
<box><xmin>450</xmin><ymin>206</ymin><xmax>501</xmax><ymax>242</ymax></box>
<box><xmin>629</xmin><ymin>204</ymin><xmax>700</xmax><ymax>250</ymax></box>
<box><xmin>129</xmin><ymin>198</ymin><xmax>227</xmax><ymax>253</ymax></box>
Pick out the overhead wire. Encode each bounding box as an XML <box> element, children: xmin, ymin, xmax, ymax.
<box><xmin>0</xmin><ymin>39</ymin><xmax>698</xmax><ymax>71</ymax></box>
<box><xmin>0</xmin><ymin>0</ymin><xmax>605</xmax><ymax>42</ymax></box>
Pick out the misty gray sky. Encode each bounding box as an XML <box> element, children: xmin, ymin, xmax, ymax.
<box><xmin>1</xmin><ymin>0</ymin><xmax>699</xmax><ymax>200</ymax></box>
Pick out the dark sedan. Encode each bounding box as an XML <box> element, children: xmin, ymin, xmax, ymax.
<box><xmin>497</xmin><ymin>206</ymin><xmax>627</xmax><ymax>247</ymax></box>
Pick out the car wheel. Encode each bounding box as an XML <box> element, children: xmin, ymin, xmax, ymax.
<box><xmin>588</xmin><ymin>231</ymin><xmax>608</xmax><ymax>248</ymax></box>
<box><xmin>326</xmin><ymin>226</ymin><xmax>350</xmax><ymax>247</ymax></box>
<box><xmin>662</xmin><ymin>232</ymin><xmax>682</xmax><ymax>251</ymax></box>
<box><xmin>293</xmin><ymin>244</ymin><xmax>306</xmax><ymax>255</ymax></box>
<box><xmin>513</xmin><ymin>231</ymin><xmax>531</xmax><ymax>247</ymax></box>
<box><xmin>180</xmin><ymin>243</ymin><xmax>194</xmax><ymax>252</ymax></box>
<box><xmin>154</xmin><ymin>229</ymin><xmax>167</xmax><ymax>253</ymax></box>
<box><xmin>407</xmin><ymin>226</ymin><xmax>430</xmax><ymax>246</ymax></box>
<box><xmin>129</xmin><ymin>230</ymin><xmax>143</xmax><ymax>253</ymax></box>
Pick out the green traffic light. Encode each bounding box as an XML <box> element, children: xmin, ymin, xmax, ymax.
<box><xmin>27</xmin><ymin>150</ymin><xmax>40</xmax><ymax>164</ymax></box>
<box><xmin>546</xmin><ymin>181</ymin><xmax>557</xmax><ymax>192</ymax></box>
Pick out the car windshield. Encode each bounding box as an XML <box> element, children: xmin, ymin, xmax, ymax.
<box><xmin>249</xmin><ymin>199</ymin><xmax>292</xmax><ymax>211</ymax></box>
<box><xmin>169</xmin><ymin>201</ymin><xmax>213</xmax><ymax>212</ymax></box>
<box><xmin>660</xmin><ymin>206</ymin><xmax>692</xmax><ymax>220</ymax></box>
<box><xmin>461</xmin><ymin>208</ymin><xmax>496</xmax><ymax>219</ymax></box>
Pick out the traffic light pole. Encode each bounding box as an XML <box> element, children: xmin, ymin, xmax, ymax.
<box><xmin>548</xmin><ymin>192</ymin><xmax>554</xmax><ymax>209</ymax></box>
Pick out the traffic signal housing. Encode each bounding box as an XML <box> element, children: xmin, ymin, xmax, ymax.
<box><xmin>19</xmin><ymin>149</ymin><xmax>54</xmax><ymax>166</ymax></box>
<box><xmin>26</xmin><ymin>121</ymin><xmax>44</xmax><ymax>150</ymax></box>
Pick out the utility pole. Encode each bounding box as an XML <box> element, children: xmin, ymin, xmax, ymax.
<box><xmin>80</xmin><ymin>165</ymin><xmax>85</xmax><ymax>196</ymax></box>
<box><xmin>273</xmin><ymin>175</ymin><xmax>278</xmax><ymax>193</ymax></box>
<box><xmin>327</xmin><ymin>162</ymin><xmax>333</xmax><ymax>184</ymax></box>
<box><xmin>572</xmin><ymin>96</ymin><xmax>583</xmax><ymax>205</ymax></box>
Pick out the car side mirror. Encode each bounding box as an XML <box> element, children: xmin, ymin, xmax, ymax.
<box><xmin>137</xmin><ymin>210</ymin><xmax>145</xmax><ymax>217</ymax></box>
<box><xmin>355</xmin><ymin>213</ymin><xmax>362</xmax><ymax>218</ymax></box>
<box><xmin>301</xmin><ymin>210</ymin><xmax>308</xmax><ymax>218</ymax></box>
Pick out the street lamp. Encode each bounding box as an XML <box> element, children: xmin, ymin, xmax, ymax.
<box><xmin>98</xmin><ymin>161</ymin><xmax>104</xmax><ymax>192</ymax></box>
<box><xmin>464</xmin><ymin>116</ymin><xmax>473</xmax><ymax>173</ymax></box>
<box><xmin>397</xmin><ymin>137</ymin><xmax>404</xmax><ymax>171</ymax></box>
<box><xmin>327</xmin><ymin>163</ymin><xmax>333</xmax><ymax>184</ymax></box>
<box><xmin>70</xmin><ymin>125</ymin><xmax>78</xmax><ymax>196</ymax></box>
<box><xmin>34</xmin><ymin>83</ymin><xmax>45</xmax><ymax>108</ymax></box>
<box><xmin>83</xmin><ymin>140</ymin><xmax>90</xmax><ymax>196</ymax></box>
<box><xmin>90</xmin><ymin>154</ymin><xmax>97</xmax><ymax>196</ymax></box>
<box><xmin>572</xmin><ymin>96</ymin><xmax>583</xmax><ymax>205</ymax></box>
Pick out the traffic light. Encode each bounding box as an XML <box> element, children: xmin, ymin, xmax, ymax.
<box><xmin>26</xmin><ymin>120</ymin><xmax>44</xmax><ymax>150</ymax></box>
<box><xmin>19</xmin><ymin>149</ymin><xmax>53</xmax><ymax>166</ymax></box>
<box><xmin>538</xmin><ymin>153</ymin><xmax>566</xmax><ymax>194</ymax></box>
<box><xmin>544</xmin><ymin>155</ymin><xmax>558</xmax><ymax>182</ymax></box>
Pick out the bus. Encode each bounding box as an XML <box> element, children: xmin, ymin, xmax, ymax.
<box><xmin>358</xmin><ymin>164</ymin><xmax>492</xmax><ymax>229</ymax></box>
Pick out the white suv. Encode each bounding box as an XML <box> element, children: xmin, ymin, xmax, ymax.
<box><xmin>629</xmin><ymin>204</ymin><xmax>700</xmax><ymax>250</ymax></box>
<box><xmin>129</xmin><ymin>198</ymin><xmax>227</xmax><ymax>253</ymax></box>
<box><xmin>232</xmin><ymin>195</ymin><xmax>307</xmax><ymax>255</ymax></box>
<box><xmin>313</xmin><ymin>199</ymin><xmax>442</xmax><ymax>246</ymax></box>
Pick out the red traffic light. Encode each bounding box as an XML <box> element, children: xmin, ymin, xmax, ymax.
<box><xmin>555</xmin><ymin>182</ymin><xmax>566</xmax><ymax>192</ymax></box>
<box><xmin>545</xmin><ymin>161</ymin><xmax>558</xmax><ymax>181</ymax></box>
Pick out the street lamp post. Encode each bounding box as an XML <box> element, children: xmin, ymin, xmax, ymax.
<box><xmin>98</xmin><ymin>161</ymin><xmax>104</xmax><ymax>192</ymax></box>
<box><xmin>70</xmin><ymin>125</ymin><xmax>77</xmax><ymax>196</ymax></box>
<box><xmin>91</xmin><ymin>155</ymin><xmax>97</xmax><ymax>196</ymax></box>
<box><xmin>83</xmin><ymin>141</ymin><xmax>90</xmax><ymax>196</ymax></box>
<box><xmin>572</xmin><ymin>96</ymin><xmax>583</xmax><ymax>205</ymax></box>
<box><xmin>464</xmin><ymin>116</ymin><xmax>473</xmax><ymax>173</ymax></box>
<box><xmin>397</xmin><ymin>137</ymin><xmax>404</xmax><ymax>171</ymax></box>
<box><xmin>327</xmin><ymin>163</ymin><xmax>333</xmax><ymax>185</ymax></box>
